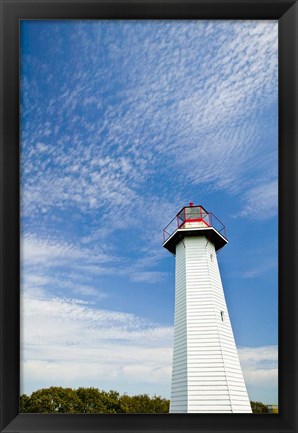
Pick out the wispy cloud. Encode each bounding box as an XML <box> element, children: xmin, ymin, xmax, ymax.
<box><xmin>129</xmin><ymin>271</ymin><xmax>167</xmax><ymax>284</ymax></box>
<box><xmin>21</xmin><ymin>234</ymin><xmax>111</xmax><ymax>267</ymax></box>
<box><xmin>21</xmin><ymin>233</ymin><xmax>169</xmax><ymax>298</ymax></box>
<box><xmin>20</xmin><ymin>287</ymin><xmax>278</xmax><ymax>401</ymax></box>
<box><xmin>242</xmin><ymin>258</ymin><xmax>277</xmax><ymax>279</ymax></box>
<box><xmin>21</xmin><ymin>234</ymin><xmax>115</xmax><ymax>301</ymax></box>
<box><xmin>237</xmin><ymin>180</ymin><xmax>278</xmax><ymax>220</ymax></box>
<box><xmin>72</xmin><ymin>286</ymin><xmax>107</xmax><ymax>299</ymax></box>
<box><xmin>238</xmin><ymin>346</ymin><xmax>278</xmax><ymax>403</ymax></box>
<box><xmin>20</xmin><ymin>289</ymin><xmax>173</xmax><ymax>396</ymax></box>
<box><xmin>21</xmin><ymin>20</ymin><xmax>278</xmax><ymax>242</ymax></box>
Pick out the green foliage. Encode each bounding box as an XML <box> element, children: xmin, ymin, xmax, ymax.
<box><xmin>250</xmin><ymin>401</ymin><xmax>270</xmax><ymax>414</ymax></box>
<box><xmin>20</xmin><ymin>388</ymin><xmax>268</xmax><ymax>414</ymax></box>
<box><xmin>20</xmin><ymin>387</ymin><xmax>170</xmax><ymax>414</ymax></box>
<box><xmin>119</xmin><ymin>393</ymin><xmax>170</xmax><ymax>414</ymax></box>
<box><xmin>75</xmin><ymin>387</ymin><xmax>113</xmax><ymax>413</ymax></box>
<box><xmin>20</xmin><ymin>387</ymin><xmax>81</xmax><ymax>413</ymax></box>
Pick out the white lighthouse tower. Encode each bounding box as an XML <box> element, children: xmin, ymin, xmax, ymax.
<box><xmin>163</xmin><ymin>203</ymin><xmax>252</xmax><ymax>413</ymax></box>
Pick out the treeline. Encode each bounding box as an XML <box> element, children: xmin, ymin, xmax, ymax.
<box><xmin>20</xmin><ymin>387</ymin><xmax>269</xmax><ymax>414</ymax></box>
<box><xmin>20</xmin><ymin>387</ymin><xmax>170</xmax><ymax>413</ymax></box>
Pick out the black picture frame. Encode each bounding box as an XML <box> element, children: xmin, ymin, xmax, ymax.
<box><xmin>0</xmin><ymin>1</ymin><xmax>297</xmax><ymax>432</ymax></box>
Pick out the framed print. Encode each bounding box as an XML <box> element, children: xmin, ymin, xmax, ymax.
<box><xmin>0</xmin><ymin>1</ymin><xmax>297</xmax><ymax>433</ymax></box>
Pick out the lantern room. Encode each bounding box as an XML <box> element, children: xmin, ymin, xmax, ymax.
<box><xmin>162</xmin><ymin>203</ymin><xmax>228</xmax><ymax>255</ymax></box>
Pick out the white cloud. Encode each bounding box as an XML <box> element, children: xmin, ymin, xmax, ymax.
<box><xmin>238</xmin><ymin>180</ymin><xmax>278</xmax><ymax>220</ymax></box>
<box><xmin>242</xmin><ymin>259</ymin><xmax>277</xmax><ymax>279</ymax></box>
<box><xmin>129</xmin><ymin>271</ymin><xmax>167</xmax><ymax>284</ymax></box>
<box><xmin>72</xmin><ymin>286</ymin><xmax>107</xmax><ymax>299</ymax></box>
<box><xmin>21</xmin><ymin>289</ymin><xmax>278</xmax><ymax>403</ymax></box>
<box><xmin>238</xmin><ymin>345</ymin><xmax>277</xmax><ymax>363</ymax></box>
<box><xmin>21</xmin><ymin>20</ymin><xmax>278</xmax><ymax>238</ymax></box>
<box><xmin>21</xmin><ymin>234</ymin><xmax>114</xmax><ymax>273</ymax></box>
<box><xmin>20</xmin><ymin>289</ymin><xmax>173</xmax><ymax>396</ymax></box>
<box><xmin>236</xmin><ymin>346</ymin><xmax>278</xmax><ymax>403</ymax></box>
<box><xmin>21</xmin><ymin>232</ymin><xmax>170</xmax><ymax>332</ymax></box>
<box><xmin>21</xmin><ymin>234</ymin><xmax>119</xmax><ymax>303</ymax></box>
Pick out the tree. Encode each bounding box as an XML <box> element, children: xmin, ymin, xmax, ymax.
<box><xmin>119</xmin><ymin>394</ymin><xmax>169</xmax><ymax>413</ymax></box>
<box><xmin>20</xmin><ymin>387</ymin><xmax>170</xmax><ymax>414</ymax></box>
<box><xmin>76</xmin><ymin>387</ymin><xmax>106</xmax><ymax>413</ymax></box>
<box><xmin>19</xmin><ymin>394</ymin><xmax>31</xmax><ymax>413</ymax></box>
<box><xmin>250</xmin><ymin>401</ymin><xmax>269</xmax><ymax>414</ymax></box>
<box><xmin>97</xmin><ymin>390</ymin><xmax>121</xmax><ymax>413</ymax></box>
<box><xmin>20</xmin><ymin>387</ymin><xmax>82</xmax><ymax>413</ymax></box>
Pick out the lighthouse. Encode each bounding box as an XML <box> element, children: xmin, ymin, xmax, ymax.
<box><xmin>163</xmin><ymin>203</ymin><xmax>252</xmax><ymax>413</ymax></box>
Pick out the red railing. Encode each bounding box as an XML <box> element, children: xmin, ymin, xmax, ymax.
<box><xmin>163</xmin><ymin>205</ymin><xmax>227</xmax><ymax>243</ymax></box>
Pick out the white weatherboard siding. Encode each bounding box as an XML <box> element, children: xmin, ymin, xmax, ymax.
<box><xmin>170</xmin><ymin>236</ymin><xmax>252</xmax><ymax>413</ymax></box>
<box><xmin>170</xmin><ymin>239</ymin><xmax>188</xmax><ymax>413</ymax></box>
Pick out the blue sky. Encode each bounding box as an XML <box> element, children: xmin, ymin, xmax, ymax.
<box><xmin>20</xmin><ymin>20</ymin><xmax>278</xmax><ymax>406</ymax></box>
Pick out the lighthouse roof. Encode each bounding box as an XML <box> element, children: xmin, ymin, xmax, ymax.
<box><xmin>162</xmin><ymin>204</ymin><xmax>228</xmax><ymax>254</ymax></box>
